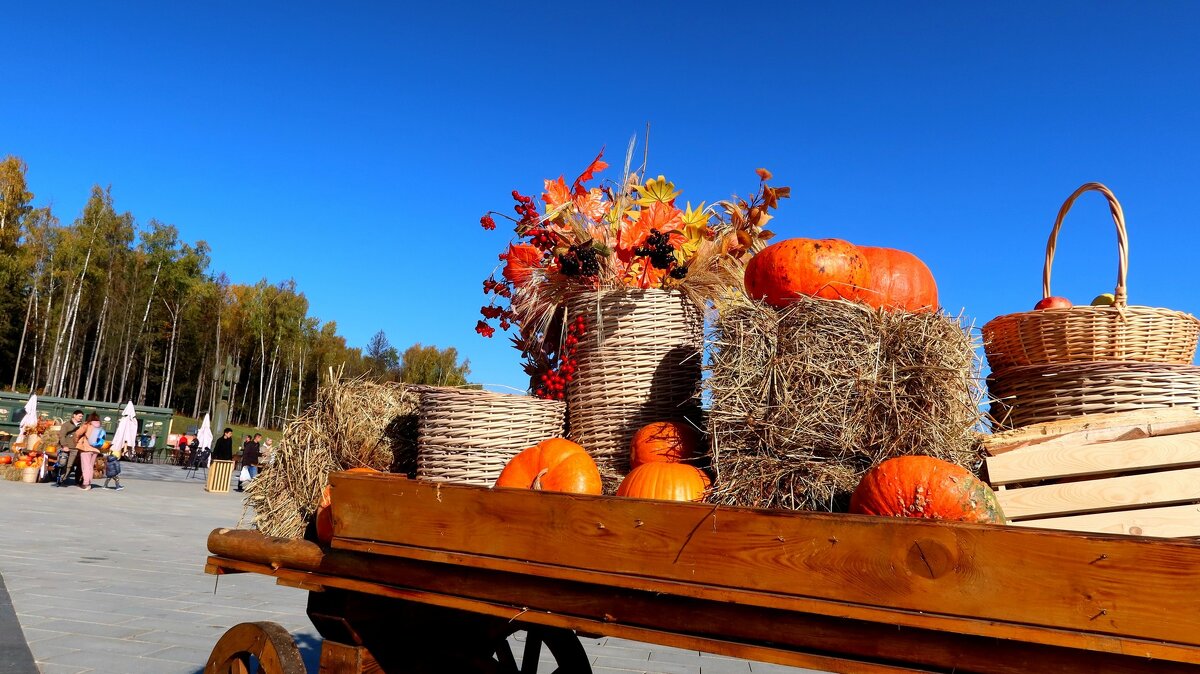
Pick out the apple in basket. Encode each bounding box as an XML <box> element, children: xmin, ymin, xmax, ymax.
<box><xmin>1034</xmin><ymin>296</ymin><xmax>1072</xmax><ymax>310</ymax></box>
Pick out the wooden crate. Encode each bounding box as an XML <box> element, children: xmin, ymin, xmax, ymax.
<box><xmin>983</xmin><ymin>408</ymin><xmax>1200</xmax><ymax>537</ymax></box>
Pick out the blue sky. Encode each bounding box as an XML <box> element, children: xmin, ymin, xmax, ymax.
<box><xmin>8</xmin><ymin>2</ymin><xmax>1200</xmax><ymax>389</ymax></box>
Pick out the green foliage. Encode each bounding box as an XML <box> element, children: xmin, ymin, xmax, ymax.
<box><xmin>398</xmin><ymin>344</ymin><xmax>472</xmax><ymax>387</ymax></box>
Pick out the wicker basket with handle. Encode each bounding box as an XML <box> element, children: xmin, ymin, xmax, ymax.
<box><xmin>982</xmin><ymin>182</ymin><xmax>1200</xmax><ymax>370</ymax></box>
<box><xmin>415</xmin><ymin>386</ymin><xmax>566</xmax><ymax>486</ymax></box>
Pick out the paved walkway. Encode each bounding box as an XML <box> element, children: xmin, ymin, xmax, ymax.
<box><xmin>0</xmin><ymin>463</ymin><xmax>819</xmax><ymax>674</ymax></box>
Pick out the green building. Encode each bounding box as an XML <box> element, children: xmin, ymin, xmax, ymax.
<box><xmin>0</xmin><ymin>391</ymin><xmax>175</xmax><ymax>451</ymax></box>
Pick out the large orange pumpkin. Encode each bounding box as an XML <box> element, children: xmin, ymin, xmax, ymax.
<box><xmin>857</xmin><ymin>246</ymin><xmax>938</xmax><ymax>312</ymax></box>
<box><xmin>744</xmin><ymin>238</ymin><xmax>870</xmax><ymax>307</ymax></box>
<box><xmin>616</xmin><ymin>462</ymin><xmax>711</xmax><ymax>502</ymax></box>
<box><xmin>0</xmin><ymin>456</ymin><xmax>11</xmax><ymax>465</ymax></box>
<box><xmin>630</xmin><ymin>421</ymin><xmax>699</xmax><ymax>468</ymax></box>
<box><xmin>315</xmin><ymin>467</ymin><xmax>380</xmax><ymax>545</ymax></box>
<box><xmin>850</xmin><ymin>456</ymin><xmax>1004</xmax><ymax>524</ymax></box>
<box><xmin>495</xmin><ymin>438</ymin><xmax>602</xmax><ymax>495</ymax></box>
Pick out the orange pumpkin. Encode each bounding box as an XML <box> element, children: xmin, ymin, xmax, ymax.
<box><xmin>315</xmin><ymin>467</ymin><xmax>380</xmax><ymax>545</ymax></box>
<box><xmin>850</xmin><ymin>456</ymin><xmax>1004</xmax><ymax>524</ymax></box>
<box><xmin>857</xmin><ymin>246</ymin><xmax>938</xmax><ymax>312</ymax></box>
<box><xmin>630</xmin><ymin>421</ymin><xmax>699</xmax><ymax>468</ymax></box>
<box><xmin>744</xmin><ymin>238</ymin><xmax>870</xmax><ymax>307</ymax></box>
<box><xmin>495</xmin><ymin>438</ymin><xmax>602</xmax><ymax>495</ymax></box>
<box><xmin>0</xmin><ymin>456</ymin><xmax>11</xmax><ymax>465</ymax></box>
<box><xmin>616</xmin><ymin>462</ymin><xmax>711</xmax><ymax>502</ymax></box>
<box><xmin>14</xmin><ymin>461</ymin><xmax>28</xmax><ymax>469</ymax></box>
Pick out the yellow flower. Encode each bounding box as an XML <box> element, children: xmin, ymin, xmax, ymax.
<box><xmin>677</xmin><ymin>202</ymin><xmax>711</xmax><ymax>262</ymax></box>
<box><xmin>636</xmin><ymin>175</ymin><xmax>681</xmax><ymax>206</ymax></box>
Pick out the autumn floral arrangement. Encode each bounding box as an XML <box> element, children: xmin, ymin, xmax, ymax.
<box><xmin>477</xmin><ymin>144</ymin><xmax>790</xmax><ymax>397</ymax></box>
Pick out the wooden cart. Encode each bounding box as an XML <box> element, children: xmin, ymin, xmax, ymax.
<box><xmin>204</xmin><ymin>472</ymin><xmax>1200</xmax><ymax>673</ymax></box>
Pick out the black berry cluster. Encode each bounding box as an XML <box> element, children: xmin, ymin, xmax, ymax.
<box><xmin>634</xmin><ymin>229</ymin><xmax>676</xmax><ymax>269</ymax></box>
<box><xmin>557</xmin><ymin>243</ymin><xmax>601</xmax><ymax>277</ymax></box>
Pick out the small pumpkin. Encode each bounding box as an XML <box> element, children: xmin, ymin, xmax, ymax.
<box><xmin>857</xmin><ymin>246</ymin><xmax>938</xmax><ymax>312</ymax></box>
<box><xmin>315</xmin><ymin>467</ymin><xmax>380</xmax><ymax>545</ymax></box>
<box><xmin>616</xmin><ymin>462</ymin><xmax>711</xmax><ymax>502</ymax></box>
<box><xmin>744</xmin><ymin>238</ymin><xmax>871</xmax><ymax>307</ymax></box>
<box><xmin>0</xmin><ymin>456</ymin><xmax>11</xmax><ymax>465</ymax></box>
<box><xmin>630</xmin><ymin>421</ymin><xmax>699</xmax><ymax>468</ymax></box>
<box><xmin>14</xmin><ymin>461</ymin><xmax>28</xmax><ymax>469</ymax></box>
<box><xmin>850</xmin><ymin>455</ymin><xmax>1005</xmax><ymax>524</ymax></box>
<box><xmin>495</xmin><ymin>438</ymin><xmax>602</xmax><ymax>495</ymax></box>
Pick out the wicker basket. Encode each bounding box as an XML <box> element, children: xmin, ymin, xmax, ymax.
<box><xmin>565</xmin><ymin>289</ymin><xmax>703</xmax><ymax>482</ymax></box>
<box><xmin>982</xmin><ymin>183</ymin><xmax>1200</xmax><ymax>370</ymax></box>
<box><xmin>988</xmin><ymin>362</ymin><xmax>1200</xmax><ymax>429</ymax></box>
<box><xmin>415</xmin><ymin>387</ymin><xmax>565</xmax><ymax>486</ymax></box>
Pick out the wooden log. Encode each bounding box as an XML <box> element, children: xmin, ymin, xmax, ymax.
<box><xmin>982</xmin><ymin>407</ymin><xmax>1200</xmax><ymax>455</ymax></box>
<box><xmin>986</xmin><ymin>432</ymin><xmax>1200</xmax><ymax>485</ymax></box>
<box><xmin>206</xmin><ymin>528</ymin><xmax>325</xmax><ymax>570</ymax></box>
<box><xmin>328</xmin><ymin>474</ymin><xmax>1200</xmax><ymax>649</ymax></box>
<box><xmin>995</xmin><ymin>467</ymin><xmax>1200</xmax><ymax>520</ymax></box>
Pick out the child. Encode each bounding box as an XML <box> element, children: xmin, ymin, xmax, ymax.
<box><xmin>103</xmin><ymin>444</ymin><xmax>124</xmax><ymax>490</ymax></box>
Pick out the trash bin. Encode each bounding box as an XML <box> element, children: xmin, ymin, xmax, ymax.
<box><xmin>207</xmin><ymin>459</ymin><xmax>234</xmax><ymax>493</ymax></box>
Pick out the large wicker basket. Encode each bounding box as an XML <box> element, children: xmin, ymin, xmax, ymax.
<box><xmin>982</xmin><ymin>183</ymin><xmax>1200</xmax><ymax>370</ymax></box>
<box><xmin>415</xmin><ymin>387</ymin><xmax>565</xmax><ymax>486</ymax></box>
<box><xmin>988</xmin><ymin>362</ymin><xmax>1200</xmax><ymax>429</ymax></box>
<box><xmin>565</xmin><ymin>289</ymin><xmax>703</xmax><ymax>483</ymax></box>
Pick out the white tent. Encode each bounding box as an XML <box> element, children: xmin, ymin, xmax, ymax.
<box><xmin>111</xmin><ymin>402</ymin><xmax>138</xmax><ymax>458</ymax></box>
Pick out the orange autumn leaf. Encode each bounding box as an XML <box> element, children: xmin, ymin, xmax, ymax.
<box><xmin>500</xmin><ymin>243</ymin><xmax>543</xmax><ymax>286</ymax></box>
<box><xmin>574</xmin><ymin>187</ymin><xmax>608</xmax><ymax>222</ymax></box>
<box><xmin>542</xmin><ymin>176</ymin><xmax>572</xmax><ymax>212</ymax></box>
<box><xmin>572</xmin><ymin>149</ymin><xmax>609</xmax><ymax>195</ymax></box>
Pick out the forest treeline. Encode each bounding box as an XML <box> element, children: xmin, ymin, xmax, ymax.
<box><xmin>0</xmin><ymin>155</ymin><xmax>407</xmax><ymax>428</ymax></box>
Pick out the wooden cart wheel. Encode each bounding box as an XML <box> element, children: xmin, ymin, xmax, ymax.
<box><xmin>489</xmin><ymin>625</ymin><xmax>592</xmax><ymax>674</ymax></box>
<box><xmin>205</xmin><ymin>621</ymin><xmax>306</xmax><ymax>674</ymax></box>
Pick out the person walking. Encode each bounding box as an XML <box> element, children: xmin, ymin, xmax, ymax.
<box><xmin>103</xmin><ymin>443</ymin><xmax>124</xmax><ymax>490</ymax></box>
<box><xmin>55</xmin><ymin>410</ymin><xmax>85</xmax><ymax>487</ymax></box>
<box><xmin>212</xmin><ymin>428</ymin><xmax>234</xmax><ymax>461</ymax></box>
<box><xmin>77</xmin><ymin>413</ymin><xmax>104</xmax><ymax>491</ymax></box>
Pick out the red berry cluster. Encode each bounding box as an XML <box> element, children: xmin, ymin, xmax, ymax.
<box><xmin>512</xmin><ymin>190</ymin><xmax>539</xmax><ymax>229</ymax></box>
<box><xmin>527</xmin><ymin>227</ymin><xmax>557</xmax><ymax>252</ymax></box>
<box><xmin>479</xmin><ymin>215</ymin><xmax>496</xmax><ymax>230</ymax></box>
<box><xmin>534</xmin><ymin>315</ymin><xmax>586</xmax><ymax>400</ymax></box>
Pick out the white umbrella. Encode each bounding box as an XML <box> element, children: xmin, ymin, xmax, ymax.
<box><xmin>111</xmin><ymin>401</ymin><xmax>138</xmax><ymax>457</ymax></box>
<box><xmin>196</xmin><ymin>413</ymin><xmax>214</xmax><ymax>467</ymax></box>
<box><xmin>196</xmin><ymin>413</ymin><xmax>214</xmax><ymax>449</ymax></box>
<box><xmin>17</xmin><ymin>393</ymin><xmax>38</xmax><ymax>436</ymax></box>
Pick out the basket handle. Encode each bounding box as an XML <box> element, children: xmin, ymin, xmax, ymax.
<box><xmin>1043</xmin><ymin>182</ymin><xmax>1128</xmax><ymax>307</ymax></box>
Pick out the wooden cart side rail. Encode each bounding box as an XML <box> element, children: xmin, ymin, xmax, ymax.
<box><xmin>205</xmin><ymin>553</ymin><xmax>1200</xmax><ymax>674</ymax></box>
<box><xmin>328</xmin><ymin>473</ymin><xmax>1200</xmax><ymax>648</ymax></box>
<box><xmin>205</xmin><ymin>529</ymin><xmax>1200</xmax><ymax>665</ymax></box>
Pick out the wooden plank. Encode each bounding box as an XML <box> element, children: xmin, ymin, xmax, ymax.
<box><xmin>328</xmin><ymin>474</ymin><xmax>1200</xmax><ymax>648</ymax></box>
<box><xmin>207</xmin><ymin>554</ymin><xmax>1200</xmax><ymax>673</ymax></box>
<box><xmin>996</xmin><ymin>467</ymin><xmax>1200</xmax><ymax>520</ymax></box>
<box><xmin>1010</xmin><ymin>504</ymin><xmax>1200</xmax><ymax>538</ymax></box>
<box><xmin>986</xmin><ymin>433</ymin><xmax>1200</xmax><ymax>485</ymax></box>
<box><xmin>982</xmin><ymin>407</ymin><xmax>1200</xmax><ymax>455</ymax></box>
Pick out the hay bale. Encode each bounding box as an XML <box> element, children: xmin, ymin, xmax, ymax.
<box><xmin>243</xmin><ymin>378</ymin><xmax>419</xmax><ymax>538</ymax></box>
<box><xmin>707</xmin><ymin>295</ymin><xmax>983</xmax><ymax>512</ymax></box>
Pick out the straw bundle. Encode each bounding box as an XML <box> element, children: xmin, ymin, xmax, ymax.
<box><xmin>707</xmin><ymin>295</ymin><xmax>983</xmax><ymax>512</ymax></box>
<box><xmin>242</xmin><ymin>377</ymin><xmax>419</xmax><ymax>538</ymax></box>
